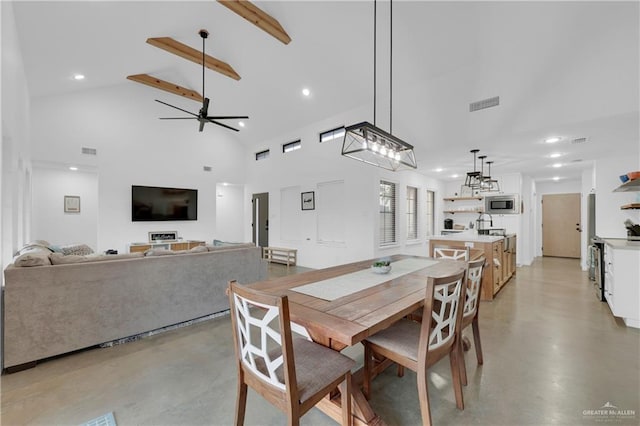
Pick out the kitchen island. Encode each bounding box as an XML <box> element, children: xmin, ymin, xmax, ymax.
<box><xmin>602</xmin><ymin>238</ymin><xmax>640</xmax><ymax>328</ymax></box>
<box><xmin>429</xmin><ymin>233</ymin><xmax>516</xmax><ymax>301</ymax></box>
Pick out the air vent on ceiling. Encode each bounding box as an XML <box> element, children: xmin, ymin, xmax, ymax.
<box><xmin>571</xmin><ymin>137</ymin><xmax>587</xmax><ymax>144</ymax></box>
<box><xmin>469</xmin><ymin>96</ymin><xmax>500</xmax><ymax>112</ymax></box>
<box><xmin>203</xmin><ymin>165</ymin><xmax>212</xmax><ymax>172</ymax></box>
<box><xmin>571</xmin><ymin>159</ymin><xmax>583</xmax><ymax>163</ymax></box>
<box><xmin>81</xmin><ymin>147</ymin><xmax>97</xmax><ymax>155</ymax></box>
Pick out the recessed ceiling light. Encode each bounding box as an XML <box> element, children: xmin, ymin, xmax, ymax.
<box><xmin>451</xmin><ymin>174</ymin><xmax>459</xmax><ymax>178</ymax></box>
<box><xmin>302</xmin><ymin>88</ymin><xmax>310</xmax><ymax>97</ymax></box>
<box><xmin>434</xmin><ymin>168</ymin><xmax>443</xmax><ymax>172</ymax></box>
<box><xmin>544</xmin><ymin>136</ymin><xmax>561</xmax><ymax>144</ymax></box>
<box><xmin>238</xmin><ymin>121</ymin><xmax>245</xmax><ymax>128</ymax></box>
<box><xmin>552</xmin><ymin>163</ymin><xmax>563</xmax><ymax>168</ymax></box>
<box><xmin>69</xmin><ymin>166</ymin><xmax>78</xmax><ymax>171</ymax></box>
<box><xmin>73</xmin><ymin>74</ymin><xmax>85</xmax><ymax>81</ymax></box>
<box><xmin>549</xmin><ymin>152</ymin><xmax>562</xmax><ymax>158</ymax></box>
<box><xmin>552</xmin><ymin>176</ymin><xmax>561</xmax><ymax>181</ymax></box>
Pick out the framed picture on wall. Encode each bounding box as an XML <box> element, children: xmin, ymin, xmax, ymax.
<box><xmin>149</xmin><ymin>231</ymin><xmax>178</xmax><ymax>242</ymax></box>
<box><xmin>64</xmin><ymin>195</ymin><xmax>80</xmax><ymax>213</ymax></box>
<box><xmin>301</xmin><ymin>191</ymin><xmax>315</xmax><ymax>210</ymax></box>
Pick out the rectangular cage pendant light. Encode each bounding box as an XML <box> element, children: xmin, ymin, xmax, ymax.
<box><xmin>341</xmin><ymin>121</ymin><xmax>417</xmax><ymax>172</ymax></box>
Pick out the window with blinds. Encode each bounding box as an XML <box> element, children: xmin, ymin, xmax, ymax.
<box><xmin>379</xmin><ymin>180</ymin><xmax>397</xmax><ymax>245</ymax></box>
<box><xmin>407</xmin><ymin>186</ymin><xmax>418</xmax><ymax>240</ymax></box>
<box><xmin>425</xmin><ymin>189</ymin><xmax>435</xmax><ymax>236</ymax></box>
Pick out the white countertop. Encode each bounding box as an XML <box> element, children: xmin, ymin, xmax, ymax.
<box><xmin>603</xmin><ymin>238</ymin><xmax>640</xmax><ymax>250</ymax></box>
<box><xmin>429</xmin><ymin>233</ymin><xmax>505</xmax><ymax>243</ymax></box>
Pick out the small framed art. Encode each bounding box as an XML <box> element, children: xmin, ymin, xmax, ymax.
<box><xmin>64</xmin><ymin>196</ymin><xmax>81</xmax><ymax>213</ymax></box>
<box><xmin>301</xmin><ymin>191</ymin><xmax>315</xmax><ymax>211</ymax></box>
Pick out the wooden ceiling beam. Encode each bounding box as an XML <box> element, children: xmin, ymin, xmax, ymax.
<box><xmin>146</xmin><ymin>37</ymin><xmax>241</xmax><ymax>81</ymax></box>
<box><xmin>126</xmin><ymin>74</ymin><xmax>204</xmax><ymax>102</ymax></box>
<box><xmin>217</xmin><ymin>0</ymin><xmax>291</xmax><ymax>45</ymax></box>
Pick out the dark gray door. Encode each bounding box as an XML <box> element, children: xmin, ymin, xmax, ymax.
<box><xmin>252</xmin><ymin>192</ymin><xmax>269</xmax><ymax>247</ymax></box>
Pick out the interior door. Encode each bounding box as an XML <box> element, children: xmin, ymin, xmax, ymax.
<box><xmin>542</xmin><ymin>193</ymin><xmax>581</xmax><ymax>258</ymax></box>
<box><xmin>252</xmin><ymin>192</ymin><xmax>269</xmax><ymax>248</ymax></box>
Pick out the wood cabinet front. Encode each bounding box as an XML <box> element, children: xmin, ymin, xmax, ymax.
<box><xmin>429</xmin><ymin>236</ymin><xmax>516</xmax><ymax>301</ymax></box>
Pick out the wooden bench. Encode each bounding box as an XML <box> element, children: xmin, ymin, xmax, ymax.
<box><xmin>263</xmin><ymin>247</ymin><xmax>297</xmax><ymax>267</ymax></box>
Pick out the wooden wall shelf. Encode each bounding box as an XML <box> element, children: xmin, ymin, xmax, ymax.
<box><xmin>443</xmin><ymin>197</ymin><xmax>483</xmax><ymax>201</ymax></box>
<box><xmin>621</xmin><ymin>203</ymin><xmax>640</xmax><ymax>210</ymax></box>
<box><xmin>614</xmin><ymin>178</ymin><xmax>640</xmax><ymax>192</ymax></box>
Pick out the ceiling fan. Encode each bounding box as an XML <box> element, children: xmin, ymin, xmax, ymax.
<box><xmin>156</xmin><ymin>29</ymin><xmax>248</xmax><ymax>132</ymax></box>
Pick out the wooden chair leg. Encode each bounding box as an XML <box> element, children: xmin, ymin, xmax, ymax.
<box><xmin>472</xmin><ymin>317</ymin><xmax>483</xmax><ymax>365</ymax></box>
<box><xmin>416</xmin><ymin>368</ymin><xmax>433</xmax><ymax>426</ymax></box>
<box><xmin>340</xmin><ymin>372</ymin><xmax>353</xmax><ymax>426</ymax></box>
<box><xmin>449</xmin><ymin>345</ymin><xmax>465</xmax><ymax>410</ymax></box>
<box><xmin>397</xmin><ymin>364</ymin><xmax>405</xmax><ymax>377</ymax></box>
<box><xmin>235</xmin><ymin>381</ymin><xmax>248</xmax><ymax>426</ymax></box>
<box><xmin>363</xmin><ymin>343</ymin><xmax>372</xmax><ymax>400</ymax></box>
<box><xmin>459</xmin><ymin>336</ymin><xmax>468</xmax><ymax>386</ymax></box>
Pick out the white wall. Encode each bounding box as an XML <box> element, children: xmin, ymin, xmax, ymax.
<box><xmin>1</xmin><ymin>0</ymin><xmax>33</xmax><ymax>369</ymax></box>
<box><xmin>581</xmin><ymin>167</ymin><xmax>596</xmax><ymax>270</ymax></box>
<box><xmin>31</xmin><ymin>164</ymin><xmax>99</xmax><ymax>250</ymax></box>
<box><xmin>595</xmin><ymin>155</ymin><xmax>640</xmax><ymax>238</ymax></box>
<box><xmin>215</xmin><ymin>183</ymin><xmax>245</xmax><ymax>243</ymax></box>
<box><xmin>244</xmin><ymin>106</ymin><xmax>444</xmax><ymax>268</ymax></box>
<box><xmin>29</xmin><ymin>84</ymin><xmax>248</xmax><ymax>253</ymax></box>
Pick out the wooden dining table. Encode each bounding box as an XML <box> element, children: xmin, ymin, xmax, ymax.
<box><xmin>247</xmin><ymin>254</ymin><xmax>468</xmax><ymax>426</ymax></box>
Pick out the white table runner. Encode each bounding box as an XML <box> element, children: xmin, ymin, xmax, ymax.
<box><xmin>292</xmin><ymin>258</ymin><xmax>439</xmax><ymax>301</ymax></box>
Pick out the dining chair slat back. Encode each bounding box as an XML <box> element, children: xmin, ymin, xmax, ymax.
<box><xmin>459</xmin><ymin>257</ymin><xmax>486</xmax><ymax>386</ymax></box>
<box><xmin>363</xmin><ymin>269</ymin><xmax>468</xmax><ymax>426</ymax></box>
<box><xmin>228</xmin><ymin>280</ymin><xmax>355</xmax><ymax>426</ymax></box>
<box><xmin>433</xmin><ymin>246</ymin><xmax>470</xmax><ymax>261</ymax></box>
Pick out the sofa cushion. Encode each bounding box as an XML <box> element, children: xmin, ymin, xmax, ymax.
<box><xmin>144</xmin><ymin>248</ymin><xmax>176</xmax><ymax>256</ymax></box>
<box><xmin>206</xmin><ymin>243</ymin><xmax>256</xmax><ymax>252</ymax></box>
<box><xmin>13</xmin><ymin>248</ymin><xmax>52</xmax><ymax>267</ymax></box>
<box><xmin>50</xmin><ymin>252</ymin><xmax>143</xmax><ymax>265</ymax></box>
<box><xmin>60</xmin><ymin>244</ymin><xmax>94</xmax><ymax>256</ymax></box>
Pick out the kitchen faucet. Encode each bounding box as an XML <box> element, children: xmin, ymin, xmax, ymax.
<box><xmin>476</xmin><ymin>212</ymin><xmax>493</xmax><ymax>232</ymax></box>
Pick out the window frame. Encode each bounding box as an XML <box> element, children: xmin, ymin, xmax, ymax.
<box><xmin>425</xmin><ymin>189</ymin><xmax>435</xmax><ymax>237</ymax></box>
<box><xmin>319</xmin><ymin>126</ymin><xmax>346</xmax><ymax>143</ymax></box>
<box><xmin>379</xmin><ymin>180</ymin><xmax>397</xmax><ymax>246</ymax></box>
<box><xmin>406</xmin><ymin>186</ymin><xmax>418</xmax><ymax>241</ymax></box>
<box><xmin>282</xmin><ymin>139</ymin><xmax>302</xmax><ymax>153</ymax></box>
<box><xmin>255</xmin><ymin>149</ymin><xmax>270</xmax><ymax>161</ymax></box>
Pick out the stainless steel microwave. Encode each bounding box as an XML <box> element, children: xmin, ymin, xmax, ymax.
<box><xmin>485</xmin><ymin>194</ymin><xmax>519</xmax><ymax>214</ymax></box>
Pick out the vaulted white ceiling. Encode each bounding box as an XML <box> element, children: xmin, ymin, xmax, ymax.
<box><xmin>11</xmin><ymin>1</ymin><xmax>640</xmax><ymax>181</ymax></box>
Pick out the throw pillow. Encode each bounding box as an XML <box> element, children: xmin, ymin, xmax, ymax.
<box><xmin>14</xmin><ymin>241</ymin><xmax>53</xmax><ymax>256</ymax></box>
<box><xmin>189</xmin><ymin>245</ymin><xmax>208</xmax><ymax>253</ymax></box>
<box><xmin>51</xmin><ymin>252</ymin><xmax>144</xmax><ymax>265</ymax></box>
<box><xmin>60</xmin><ymin>244</ymin><xmax>94</xmax><ymax>256</ymax></box>
<box><xmin>13</xmin><ymin>250</ymin><xmax>52</xmax><ymax>267</ymax></box>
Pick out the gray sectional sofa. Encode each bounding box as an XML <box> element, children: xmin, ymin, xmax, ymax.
<box><xmin>2</xmin><ymin>244</ymin><xmax>267</xmax><ymax>371</ymax></box>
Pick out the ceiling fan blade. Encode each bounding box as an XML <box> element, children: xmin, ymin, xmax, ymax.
<box><xmin>205</xmin><ymin>116</ymin><xmax>249</xmax><ymax>120</ymax></box>
<box><xmin>159</xmin><ymin>117</ymin><xmax>198</xmax><ymax>120</ymax></box>
<box><xmin>155</xmin><ymin>99</ymin><xmax>198</xmax><ymax>117</ymax></box>
<box><xmin>206</xmin><ymin>118</ymin><xmax>239</xmax><ymax>132</ymax></box>
<box><xmin>199</xmin><ymin>120</ymin><xmax>205</xmax><ymax>132</ymax></box>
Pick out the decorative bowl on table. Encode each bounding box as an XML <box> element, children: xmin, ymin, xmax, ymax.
<box><xmin>371</xmin><ymin>261</ymin><xmax>392</xmax><ymax>274</ymax></box>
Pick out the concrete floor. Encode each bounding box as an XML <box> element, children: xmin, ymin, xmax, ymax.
<box><xmin>1</xmin><ymin>257</ymin><xmax>639</xmax><ymax>425</ymax></box>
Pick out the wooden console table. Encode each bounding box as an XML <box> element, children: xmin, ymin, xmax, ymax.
<box><xmin>262</xmin><ymin>246</ymin><xmax>297</xmax><ymax>267</ymax></box>
<box><xmin>129</xmin><ymin>240</ymin><xmax>205</xmax><ymax>253</ymax></box>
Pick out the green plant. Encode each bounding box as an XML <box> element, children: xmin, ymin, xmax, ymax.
<box><xmin>373</xmin><ymin>260</ymin><xmax>390</xmax><ymax>267</ymax></box>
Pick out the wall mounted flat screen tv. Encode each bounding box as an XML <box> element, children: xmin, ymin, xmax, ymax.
<box><xmin>132</xmin><ymin>185</ymin><xmax>198</xmax><ymax>221</ymax></box>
